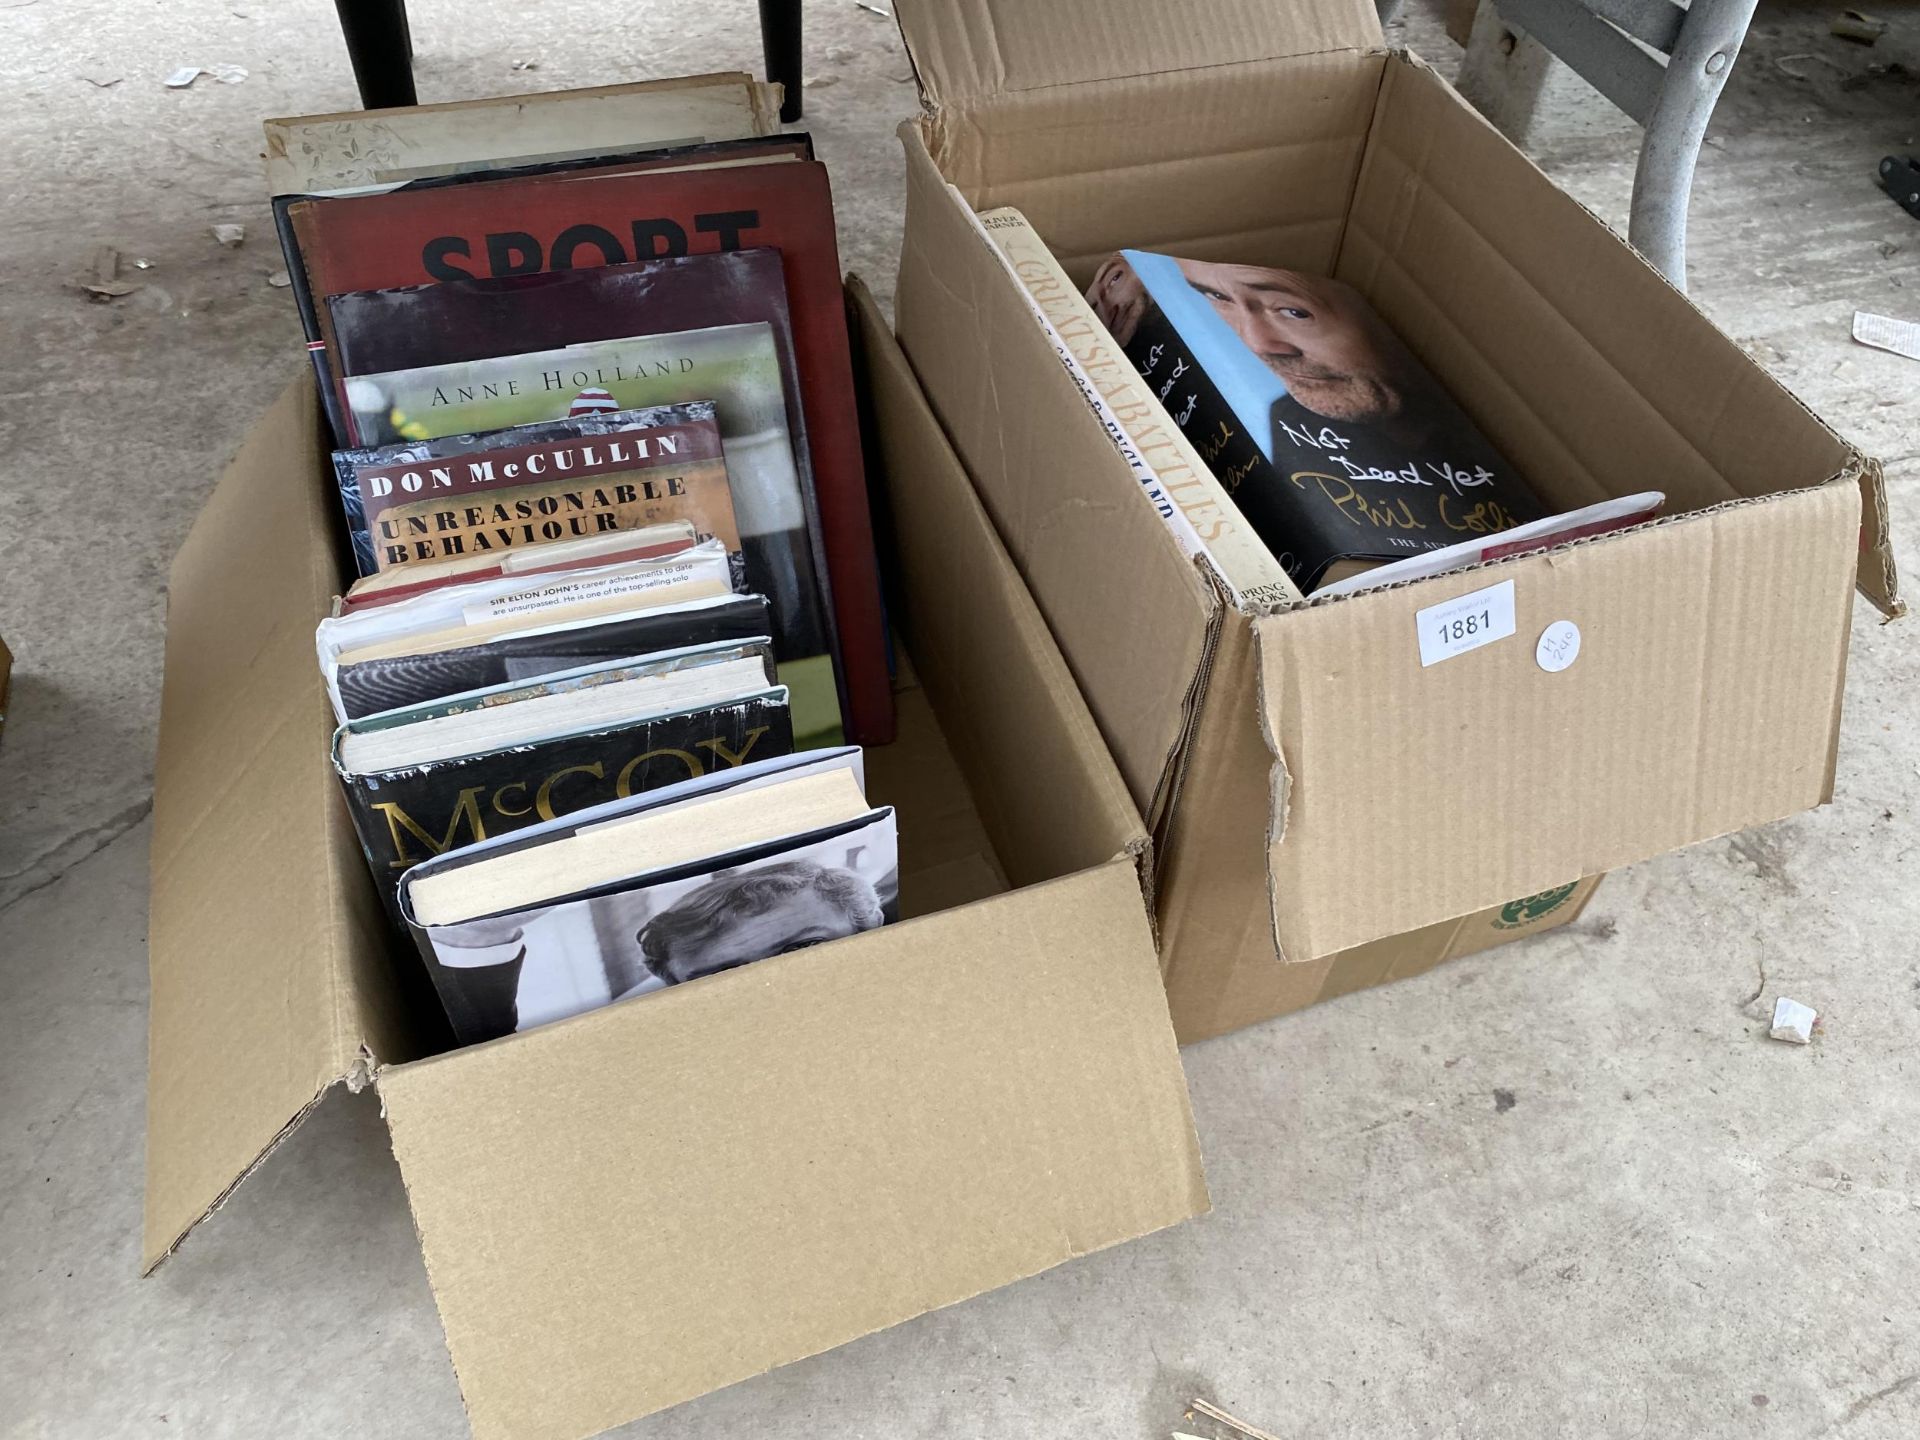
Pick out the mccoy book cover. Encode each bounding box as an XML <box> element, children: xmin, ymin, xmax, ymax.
<box><xmin>334</xmin><ymin>689</ymin><xmax>794</xmax><ymax>921</ymax></box>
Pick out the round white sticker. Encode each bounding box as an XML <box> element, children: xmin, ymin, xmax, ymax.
<box><xmin>1536</xmin><ymin>620</ymin><xmax>1582</xmax><ymax>672</ymax></box>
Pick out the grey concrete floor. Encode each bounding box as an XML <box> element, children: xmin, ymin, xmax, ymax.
<box><xmin>2</xmin><ymin>1</ymin><xmax>1917</xmax><ymax>1436</ymax></box>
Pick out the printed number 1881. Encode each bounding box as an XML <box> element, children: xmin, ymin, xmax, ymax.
<box><xmin>1435</xmin><ymin>608</ymin><xmax>1491</xmax><ymax>645</ymax></box>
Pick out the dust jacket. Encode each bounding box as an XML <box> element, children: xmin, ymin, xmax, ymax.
<box><xmin>399</xmin><ymin>804</ymin><xmax>898</xmax><ymax>1044</ymax></box>
<box><xmin>331</xmin><ymin>402</ymin><xmax>735</xmax><ymax>580</ymax></box>
<box><xmin>333</xmin><ymin>688</ymin><xmax>795</xmax><ymax>924</ymax></box>
<box><xmin>333</xmin><ymin>593</ymin><xmax>774</xmax><ymax>721</ymax></box>
<box><xmin>1088</xmin><ymin>250</ymin><xmax>1547</xmax><ymax>591</ymax></box>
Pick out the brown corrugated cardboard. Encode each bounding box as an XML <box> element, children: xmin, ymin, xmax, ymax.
<box><xmin>382</xmin><ymin>859</ymin><xmax>1199</xmax><ymax>1440</ymax></box>
<box><xmin>143</xmin><ymin>284</ymin><xmax>1207</xmax><ymax>1438</ymax></box>
<box><xmin>889</xmin><ymin>0</ymin><xmax>1900</xmax><ymax>1040</ymax></box>
<box><xmin>1180</xmin><ymin>877</ymin><xmax>1604</xmax><ymax>1044</ymax></box>
<box><xmin>144</xmin><ymin>383</ymin><xmax>425</xmax><ymax>1273</ymax></box>
<box><xmin>898</xmin><ymin>0</ymin><xmax>1378</xmax><ymax>114</ymax></box>
<box><xmin>852</xmin><ymin>281</ymin><xmax>1146</xmax><ymax>890</ymax></box>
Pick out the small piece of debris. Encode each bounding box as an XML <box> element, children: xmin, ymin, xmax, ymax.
<box><xmin>807</xmin><ymin>74</ymin><xmax>840</xmax><ymax>89</ymax></box>
<box><xmin>1187</xmin><ymin>1398</ymin><xmax>1285</xmax><ymax>1440</ymax></box>
<box><xmin>1493</xmin><ymin>1088</ymin><xmax>1518</xmax><ymax>1113</ymax></box>
<box><xmin>1769</xmin><ymin>996</ymin><xmax>1818</xmax><ymax>1044</ymax></box>
<box><xmin>212</xmin><ymin>223</ymin><xmax>245</xmax><ymax>248</ymax></box>
<box><xmin>167</xmin><ymin>62</ymin><xmax>246</xmax><ymax>87</ymax></box>
<box><xmin>1853</xmin><ymin>310</ymin><xmax>1920</xmax><ymax>362</ymax></box>
<box><xmin>132</xmin><ymin>258</ymin><xmax>154</xmax><ymax>270</ymax></box>
<box><xmin>79</xmin><ymin>243</ymin><xmax>140</xmax><ymax>300</ymax></box>
<box><xmin>511</xmin><ymin>59</ymin><xmax>539</xmax><ymax>71</ymax></box>
<box><xmin>82</xmin><ymin>75</ymin><xmax>123</xmax><ymax>88</ymax></box>
<box><xmin>855</xmin><ymin>0</ymin><xmax>891</xmax><ymax>14</ymax></box>
<box><xmin>1774</xmin><ymin>52</ymin><xmax>1848</xmax><ymax>81</ymax></box>
<box><xmin>266</xmin><ymin>268</ymin><xmax>292</xmax><ymax>289</ymax></box>
<box><xmin>1880</xmin><ymin>241</ymin><xmax>1903</xmax><ymax>259</ymax></box>
<box><xmin>1832</xmin><ymin>9</ymin><xmax>1889</xmax><ymax>44</ymax></box>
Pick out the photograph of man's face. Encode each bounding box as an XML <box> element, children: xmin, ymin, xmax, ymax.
<box><xmin>637</xmin><ymin>858</ymin><xmax>888</xmax><ymax>987</ymax></box>
<box><xmin>1173</xmin><ymin>259</ymin><xmax>1420</xmax><ymax>429</ymax></box>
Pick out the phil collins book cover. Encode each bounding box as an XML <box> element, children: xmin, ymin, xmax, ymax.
<box><xmin>1087</xmin><ymin>250</ymin><xmax>1547</xmax><ymax>591</ymax></box>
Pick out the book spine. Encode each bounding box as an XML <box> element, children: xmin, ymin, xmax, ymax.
<box><xmin>1118</xmin><ymin>302</ymin><xmax>1349</xmax><ymax>593</ymax></box>
<box><xmin>973</xmin><ymin>208</ymin><xmax>1299</xmax><ymax>611</ymax></box>
<box><xmin>967</xmin><ymin>214</ymin><xmax>1207</xmax><ymax>566</ymax></box>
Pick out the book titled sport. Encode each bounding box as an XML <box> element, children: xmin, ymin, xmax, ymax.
<box><xmin>1087</xmin><ymin>250</ymin><xmax>1547</xmax><ymax>591</ymax></box>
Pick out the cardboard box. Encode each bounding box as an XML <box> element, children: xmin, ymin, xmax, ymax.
<box><xmin>888</xmin><ymin>0</ymin><xmax>1902</xmax><ymax>1043</ymax></box>
<box><xmin>143</xmin><ymin>281</ymin><xmax>1208</xmax><ymax>1440</ymax></box>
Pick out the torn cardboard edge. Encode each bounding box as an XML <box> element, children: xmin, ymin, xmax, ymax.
<box><xmin>141</xmin><ymin>1047</ymin><xmax>378</xmax><ymax>1277</ymax></box>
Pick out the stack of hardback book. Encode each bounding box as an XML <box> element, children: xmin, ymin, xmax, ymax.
<box><xmin>969</xmin><ymin>205</ymin><xmax>1664</xmax><ymax>606</ymax></box>
<box><xmin>270</xmin><ymin>75</ymin><xmax>898</xmax><ymax>1045</ymax></box>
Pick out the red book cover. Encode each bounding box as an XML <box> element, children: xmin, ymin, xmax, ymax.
<box><xmin>289</xmin><ymin>157</ymin><xmax>894</xmax><ymax>744</ymax></box>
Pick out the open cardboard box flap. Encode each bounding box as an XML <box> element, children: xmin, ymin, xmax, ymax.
<box><xmin>144</xmin><ymin>381</ymin><xmax>418</xmax><ymax>1272</ymax></box>
<box><xmin>145</xmin><ymin>281</ymin><xmax>1207</xmax><ymax>1439</ymax></box>
<box><xmin>379</xmin><ymin>859</ymin><xmax>1198</xmax><ymax>1440</ymax></box>
<box><xmin>893</xmin><ymin>1</ymin><xmax>1901</xmax><ymax>972</ymax></box>
<box><xmin>895</xmin><ymin>0</ymin><xmax>1381</xmax><ymax>114</ymax></box>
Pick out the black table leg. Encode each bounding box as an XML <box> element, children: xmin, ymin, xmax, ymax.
<box><xmin>334</xmin><ymin>0</ymin><xmax>417</xmax><ymax>110</ymax></box>
<box><xmin>757</xmin><ymin>0</ymin><xmax>803</xmax><ymax>123</ymax></box>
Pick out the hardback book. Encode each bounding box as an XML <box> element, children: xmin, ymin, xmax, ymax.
<box><xmin>337</xmin><ymin>652</ymin><xmax>777</xmax><ymax>773</ymax></box>
<box><xmin>271</xmin><ymin>134</ymin><xmax>811</xmax><ymax>447</ymax></box>
<box><xmin>340</xmin><ymin>521</ymin><xmax>700</xmax><ymax>610</ymax></box>
<box><xmin>276</xmin><ymin>144</ymin><xmax>893</xmax><ymax>744</ymax></box>
<box><xmin>972</xmin><ymin>206</ymin><xmax>1297</xmax><ymax>610</ymax></box>
<box><xmin>1313</xmin><ymin>491</ymin><xmax>1667</xmax><ymax>598</ymax></box>
<box><xmin>1087</xmin><ymin>250</ymin><xmax>1548</xmax><ymax>592</ymax></box>
<box><xmin>343</xmin><ymin>325</ymin><xmax>842</xmax><ymax>741</ymax></box>
<box><xmin>263</xmin><ymin>72</ymin><xmax>780</xmax><ymax>196</ymax></box>
<box><xmin>333</xmin><ymin>679</ymin><xmax>794</xmax><ymax>923</ymax></box>
<box><xmin>327</xmin><ymin>248</ymin><xmax>803</xmax><ymax>391</ymax></box>
<box><xmin>330</xmin><ymin>401</ymin><xmax>738</xmax><ymax>581</ymax></box>
<box><xmin>396</xmin><ymin>749</ymin><xmax>894</xmax><ymax>1043</ymax></box>
<box><xmin>316</xmin><ymin>539</ymin><xmax>737</xmax><ymax>720</ymax></box>
<box><xmin>331</xmin><ymin>592</ymin><xmax>774</xmax><ymax>721</ymax></box>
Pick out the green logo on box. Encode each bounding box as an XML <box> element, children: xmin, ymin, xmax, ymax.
<box><xmin>1494</xmin><ymin>882</ymin><xmax>1579</xmax><ymax>930</ymax></box>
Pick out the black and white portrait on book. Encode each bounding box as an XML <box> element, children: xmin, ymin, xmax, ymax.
<box><xmin>423</xmin><ymin>817</ymin><xmax>899</xmax><ymax>1039</ymax></box>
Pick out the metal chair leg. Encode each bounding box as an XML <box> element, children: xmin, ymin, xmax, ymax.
<box><xmin>757</xmin><ymin>0</ymin><xmax>803</xmax><ymax>123</ymax></box>
<box><xmin>1627</xmin><ymin>0</ymin><xmax>1756</xmax><ymax>288</ymax></box>
<box><xmin>334</xmin><ymin>0</ymin><xmax>417</xmax><ymax>110</ymax></box>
